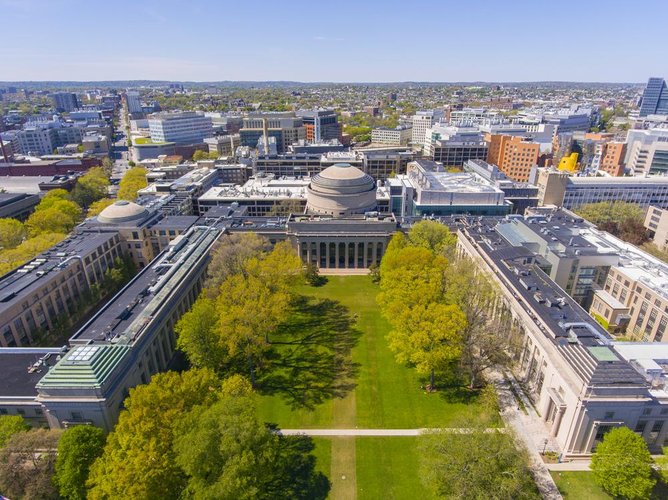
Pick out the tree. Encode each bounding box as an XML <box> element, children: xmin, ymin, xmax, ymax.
<box><xmin>591</xmin><ymin>426</ymin><xmax>656</xmax><ymax>500</ymax></box>
<box><xmin>174</xmin><ymin>375</ymin><xmax>329</xmax><ymax>499</ymax></box>
<box><xmin>575</xmin><ymin>202</ymin><xmax>649</xmax><ymax>245</ymax></box>
<box><xmin>0</xmin><ymin>218</ymin><xmax>26</xmax><ymax>249</ymax></box>
<box><xmin>176</xmin><ymin>294</ymin><xmax>229</xmax><ymax>373</ymax></box>
<box><xmin>87</xmin><ymin>198</ymin><xmax>115</xmax><ymax>217</ymax></box>
<box><xmin>117</xmin><ymin>167</ymin><xmax>147</xmax><ymax>201</ymax></box>
<box><xmin>26</xmin><ymin>203</ymin><xmax>81</xmax><ymax>236</ymax></box>
<box><xmin>87</xmin><ymin>368</ymin><xmax>221</xmax><ymax>499</ymax></box>
<box><xmin>388</xmin><ymin>302</ymin><xmax>465</xmax><ymax>389</ymax></box>
<box><xmin>0</xmin><ymin>414</ymin><xmax>28</xmax><ymax>448</ymax></box>
<box><xmin>55</xmin><ymin>426</ymin><xmax>106</xmax><ymax>500</ymax></box>
<box><xmin>0</xmin><ymin>428</ymin><xmax>62</xmax><ymax>500</ymax></box>
<box><xmin>407</xmin><ymin>220</ymin><xmax>457</xmax><ymax>255</ymax></box>
<box><xmin>101</xmin><ymin>157</ymin><xmax>113</xmax><ymax>176</ymax></box>
<box><xmin>71</xmin><ymin>167</ymin><xmax>109</xmax><ymax>208</ymax></box>
<box><xmin>0</xmin><ymin>232</ymin><xmax>67</xmax><ymax>275</ymax></box>
<box><xmin>447</xmin><ymin>260</ymin><xmax>513</xmax><ymax>388</ymax></box>
<box><xmin>420</xmin><ymin>422</ymin><xmax>538</xmax><ymax>500</ymax></box>
<box><xmin>305</xmin><ymin>262</ymin><xmax>325</xmax><ymax>286</ymax></box>
<box><xmin>205</xmin><ymin>232</ymin><xmax>271</xmax><ymax>295</ymax></box>
<box><xmin>192</xmin><ymin>149</ymin><xmax>208</xmax><ymax>161</ymax></box>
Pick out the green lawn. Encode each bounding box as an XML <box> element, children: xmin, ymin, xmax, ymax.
<box><xmin>551</xmin><ymin>472</ymin><xmax>610</xmax><ymax>499</ymax></box>
<box><xmin>257</xmin><ymin>276</ymin><xmax>486</xmax><ymax>429</ymax></box>
<box><xmin>356</xmin><ymin>437</ymin><xmax>436</xmax><ymax>500</ymax></box>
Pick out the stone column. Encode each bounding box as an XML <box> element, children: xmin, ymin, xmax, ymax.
<box><xmin>551</xmin><ymin>406</ymin><xmax>566</xmax><ymax>437</ymax></box>
<box><xmin>325</xmin><ymin>242</ymin><xmax>330</xmax><ymax>269</ymax></box>
<box><xmin>656</xmin><ymin>420</ymin><xmax>668</xmax><ymax>448</ymax></box>
<box><xmin>642</xmin><ymin>420</ymin><xmax>655</xmax><ymax>442</ymax></box>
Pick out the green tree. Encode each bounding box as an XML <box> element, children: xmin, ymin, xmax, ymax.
<box><xmin>420</xmin><ymin>422</ymin><xmax>538</xmax><ymax>500</ymax></box>
<box><xmin>71</xmin><ymin>167</ymin><xmax>110</xmax><ymax>208</ymax></box>
<box><xmin>447</xmin><ymin>259</ymin><xmax>513</xmax><ymax>388</ymax></box>
<box><xmin>388</xmin><ymin>302</ymin><xmax>465</xmax><ymax>389</ymax></box>
<box><xmin>101</xmin><ymin>157</ymin><xmax>114</xmax><ymax>176</ymax></box>
<box><xmin>174</xmin><ymin>375</ymin><xmax>329</xmax><ymax>499</ymax></box>
<box><xmin>575</xmin><ymin>201</ymin><xmax>648</xmax><ymax>245</ymax></box>
<box><xmin>25</xmin><ymin>203</ymin><xmax>80</xmax><ymax>236</ymax></box>
<box><xmin>87</xmin><ymin>198</ymin><xmax>115</xmax><ymax>217</ymax></box>
<box><xmin>87</xmin><ymin>368</ymin><xmax>221</xmax><ymax>499</ymax></box>
<box><xmin>0</xmin><ymin>428</ymin><xmax>62</xmax><ymax>500</ymax></box>
<box><xmin>591</xmin><ymin>426</ymin><xmax>655</xmax><ymax>500</ymax></box>
<box><xmin>55</xmin><ymin>426</ymin><xmax>106</xmax><ymax>500</ymax></box>
<box><xmin>0</xmin><ymin>232</ymin><xmax>66</xmax><ymax>274</ymax></box>
<box><xmin>176</xmin><ymin>294</ymin><xmax>229</xmax><ymax>373</ymax></box>
<box><xmin>117</xmin><ymin>167</ymin><xmax>148</xmax><ymax>201</ymax></box>
<box><xmin>204</xmin><ymin>232</ymin><xmax>271</xmax><ymax>295</ymax></box>
<box><xmin>0</xmin><ymin>218</ymin><xmax>26</xmax><ymax>249</ymax></box>
<box><xmin>0</xmin><ymin>414</ymin><xmax>29</xmax><ymax>448</ymax></box>
<box><xmin>407</xmin><ymin>220</ymin><xmax>457</xmax><ymax>255</ymax></box>
<box><xmin>192</xmin><ymin>149</ymin><xmax>208</xmax><ymax>161</ymax></box>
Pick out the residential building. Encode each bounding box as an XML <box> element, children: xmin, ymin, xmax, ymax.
<box><xmin>296</xmin><ymin>109</ymin><xmax>341</xmax><ymax>142</ymax></box>
<box><xmin>16</xmin><ymin>120</ymin><xmax>84</xmax><ymax>156</ymax></box>
<box><xmin>148</xmin><ymin>112</ymin><xmax>214</xmax><ymax>145</ymax></box>
<box><xmin>639</xmin><ymin>78</ymin><xmax>668</xmax><ymax>117</ymax></box>
<box><xmin>371</xmin><ymin>125</ymin><xmax>412</xmax><ymax>146</ymax></box>
<box><xmin>411</xmin><ymin>109</ymin><xmax>444</xmax><ymax>146</ymax></box>
<box><xmin>51</xmin><ymin>92</ymin><xmax>79</xmax><ymax>113</ymax></box>
<box><xmin>485</xmin><ymin>134</ymin><xmax>540</xmax><ymax>182</ymax></box>
<box><xmin>644</xmin><ymin>206</ymin><xmax>668</xmax><ymax>251</ymax></box>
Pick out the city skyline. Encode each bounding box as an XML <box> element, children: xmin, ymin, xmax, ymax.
<box><xmin>2</xmin><ymin>0</ymin><xmax>667</xmax><ymax>82</ymax></box>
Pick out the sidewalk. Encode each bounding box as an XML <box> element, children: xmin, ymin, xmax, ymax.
<box><xmin>279</xmin><ymin>428</ymin><xmax>506</xmax><ymax>436</ymax></box>
<box><xmin>489</xmin><ymin>369</ymin><xmax>563</xmax><ymax>499</ymax></box>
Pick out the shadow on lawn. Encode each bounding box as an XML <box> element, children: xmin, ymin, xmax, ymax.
<box><xmin>257</xmin><ymin>294</ymin><xmax>361</xmax><ymax>410</ymax></box>
<box><xmin>421</xmin><ymin>369</ymin><xmax>481</xmax><ymax>405</ymax></box>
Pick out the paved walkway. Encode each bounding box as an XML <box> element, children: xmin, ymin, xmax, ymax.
<box><xmin>319</xmin><ymin>268</ymin><xmax>370</xmax><ymax>276</ymax></box>
<box><xmin>489</xmin><ymin>369</ymin><xmax>563</xmax><ymax>500</ymax></box>
<box><xmin>279</xmin><ymin>428</ymin><xmax>505</xmax><ymax>436</ymax></box>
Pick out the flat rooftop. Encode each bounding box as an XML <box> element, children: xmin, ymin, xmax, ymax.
<box><xmin>0</xmin><ymin>231</ymin><xmax>119</xmax><ymax>315</ymax></box>
<box><xmin>199</xmin><ymin>176</ymin><xmax>308</xmax><ymax>201</ymax></box>
<box><xmin>0</xmin><ymin>348</ymin><xmax>62</xmax><ymax>398</ymax></box>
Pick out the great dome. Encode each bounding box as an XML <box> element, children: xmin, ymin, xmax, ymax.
<box><xmin>97</xmin><ymin>200</ymin><xmax>149</xmax><ymax>224</ymax></box>
<box><xmin>307</xmin><ymin>163</ymin><xmax>377</xmax><ymax>216</ymax></box>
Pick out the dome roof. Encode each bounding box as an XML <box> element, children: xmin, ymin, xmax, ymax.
<box><xmin>311</xmin><ymin>163</ymin><xmax>374</xmax><ymax>189</ymax></box>
<box><xmin>97</xmin><ymin>200</ymin><xmax>149</xmax><ymax>224</ymax></box>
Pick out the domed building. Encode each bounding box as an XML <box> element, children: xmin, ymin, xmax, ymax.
<box><xmin>306</xmin><ymin>163</ymin><xmax>377</xmax><ymax>216</ymax></box>
<box><xmin>97</xmin><ymin>200</ymin><xmax>149</xmax><ymax>224</ymax></box>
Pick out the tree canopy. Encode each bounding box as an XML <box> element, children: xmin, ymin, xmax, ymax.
<box><xmin>575</xmin><ymin>201</ymin><xmax>649</xmax><ymax>246</ymax></box>
<box><xmin>591</xmin><ymin>426</ymin><xmax>656</xmax><ymax>500</ymax></box>
<box><xmin>71</xmin><ymin>167</ymin><xmax>110</xmax><ymax>208</ymax></box>
<box><xmin>55</xmin><ymin>425</ymin><xmax>106</xmax><ymax>500</ymax></box>
<box><xmin>0</xmin><ymin>414</ymin><xmax>29</xmax><ymax>448</ymax></box>
<box><xmin>0</xmin><ymin>218</ymin><xmax>26</xmax><ymax>249</ymax></box>
<box><xmin>117</xmin><ymin>167</ymin><xmax>148</xmax><ymax>201</ymax></box>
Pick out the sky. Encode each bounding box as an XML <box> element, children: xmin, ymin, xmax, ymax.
<box><xmin>1</xmin><ymin>0</ymin><xmax>667</xmax><ymax>83</ymax></box>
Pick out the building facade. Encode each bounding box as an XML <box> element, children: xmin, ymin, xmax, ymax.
<box><xmin>148</xmin><ymin>112</ymin><xmax>214</xmax><ymax>145</ymax></box>
<box><xmin>485</xmin><ymin>133</ymin><xmax>540</xmax><ymax>182</ymax></box>
<box><xmin>639</xmin><ymin>77</ymin><xmax>668</xmax><ymax>117</ymax></box>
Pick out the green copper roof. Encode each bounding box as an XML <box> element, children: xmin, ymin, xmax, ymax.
<box><xmin>36</xmin><ymin>344</ymin><xmax>130</xmax><ymax>389</ymax></box>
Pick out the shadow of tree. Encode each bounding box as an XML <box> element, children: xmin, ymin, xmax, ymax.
<box><xmin>257</xmin><ymin>294</ymin><xmax>361</xmax><ymax>410</ymax></box>
<box><xmin>415</xmin><ymin>368</ymin><xmax>480</xmax><ymax>405</ymax></box>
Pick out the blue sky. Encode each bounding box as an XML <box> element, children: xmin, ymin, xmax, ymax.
<box><xmin>1</xmin><ymin>0</ymin><xmax>666</xmax><ymax>82</ymax></box>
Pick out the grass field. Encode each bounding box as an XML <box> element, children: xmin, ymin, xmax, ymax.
<box><xmin>257</xmin><ymin>276</ymin><xmax>486</xmax><ymax>429</ymax></box>
<box><xmin>256</xmin><ymin>275</ymin><xmax>489</xmax><ymax>498</ymax></box>
<box><xmin>551</xmin><ymin>472</ymin><xmax>611</xmax><ymax>499</ymax></box>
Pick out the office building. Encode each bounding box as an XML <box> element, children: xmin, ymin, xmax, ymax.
<box><xmin>485</xmin><ymin>134</ymin><xmax>540</xmax><ymax>182</ymax></box>
<box><xmin>51</xmin><ymin>92</ymin><xmax>79</xmax><ymax>113</ymax></box>
<box><xmin>125</xmin><ymin>91</ymin><xmax>142</xmax><ymax>114</ymax></box>
<box><xmin>625</xmin><ymin>128</ymin><xmax>668</xmax><ymax>175</ymax></box>
<box><xmin>204</xmin><ymin>134</ymin><xmax>240</xmax><ymax>157</ymax></box>
<box><xmin>148</xmin><ymin>112</ymin><xmax>214</xmax><ymax>145</ymax></box>
<box><xmin>388</xmin><ymin>160</ymin><xmax>510</xmax><ymax>217</ymax></box>
<box><xmin>296</xmin><ymin>109</ymin><xmax>341</xmax><ymax>142</ymax></box>
<box><xmin>535</xmin><ymin>167</ymin><xmax>668</xmax><ymax>209</ymax></box>
<box><xmin>255</xmin><ymin>153</ymin><xmax>322</xmax><ymax>177</ymax></box>
<box><xmin>0</xmin><ymin>192</ymin><xmax>40</xmax><ymax>220</ymax></box>
<box><xmin>458</xmin><ymin>220</ymin><xmax>668</xmax><ymax>456</ymax></box>
<box><xmin>361</xmin><ymin>150</ymin><xmax>416</xmax><ymax>181</ymax></box>
<box><xmin>411</xmin><ymin>109</ymin><xmax>444</xmax><ymax>146</ymax></box>
<box><xmin>371</xmin><ymin>125</ymin><xmax>412</xmax><ymax>146</ymax></box>
<box><xmin>645</xmin><ymin>206</ymin><xmax>668</xmax><ymax>251</ymax></box>
<box><xmin>639</xmin><ymin>78</ymin><xmax>668</xmax><ymax>117</ymax></box>
<box><xmin>34</xmin><ymin>225</ymin><xmax>220</xmax><ymax>430</ymax></box>
<box><xmin>425</xmin><ymin>125</ymin><xmax>488</xmax><ymax>166</ymax></box>
<box><xmin>239</xmin><ymin>113</ymin><xmax>306</xmax><ymax>153</ymax></box>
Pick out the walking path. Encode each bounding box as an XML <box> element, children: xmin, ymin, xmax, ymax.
<box><xmin>489</xmin><ymin>369</ymin><xmax>564</xmax><ymax>500</ymax></box>
<box><xmin>279</xmin><ymin>428</ymin><xmax>506</xmax><ymax>436</ymax></box>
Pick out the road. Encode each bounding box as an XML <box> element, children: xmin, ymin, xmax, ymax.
<box><xmin>111</xmin><ymin>100</ymin><xmax>130</xmax><ymax>181</ymax></box>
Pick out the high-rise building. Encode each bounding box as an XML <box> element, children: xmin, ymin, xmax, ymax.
<box><xmin>51</xmin><ymin>92</ymin><xmax>79</xmax><ymax>113</ymax></box>
<box><xmin>424</xmin><ymin>125</ymin><xmax>488</xmax><ymax>166</ymax></box>
<box><xmin>625</xmin><ymin>128</ymin><xmax>668</xmax><ymax>175</ymax></box>
<box><xmin>371</xmin><ymin>125</ymin><xmax>412</xmax><ymax>146</ymax></box>
<box><xmin>411</xmin><ymin>110</ymin><xmax>444</xmax><ymax>146</ymax></box>
<box><xmin>639</xmin><ymin>77</ymin><xmax>668</xmax><ymax>117</ymax></box>
<box><xmin>125</xmin><ymin>91</ymin><xmax>142</xmax><ymax>114</ymax></box>
<box><xmin>239</xmin><ymin>113</ymin><xmax>305</xmax><ymax>153</ymax></box>
<box><xmin>296</xmin><ymin>109</ymin><xmax>341</xmax><ymax>142</ymax></box>
<box><xmin>148</xmin><ymin>112</ymin><xmax>214</xmax><ymax>144</ymax></box>
<box><xmin>485</xmin><ymin>134</ymin><xmax>540</xmax><ymax>182</ymax></box>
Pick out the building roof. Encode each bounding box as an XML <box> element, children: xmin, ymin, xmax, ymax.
<box><xmin>97</xmin><ymin>200</ymin><xmax>149</xmax><ymax>224</ymax></box>
<box><xmin>0</xmin><ymin>348</ymin><xmax>62</xmax><ymax>398</ymax></box>
<box><xmin>311</xmin><ymin>163</ymin><xmax>374</xmax><ymax>189</ymax></box>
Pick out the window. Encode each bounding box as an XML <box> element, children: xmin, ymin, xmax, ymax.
<box><xmin>604</xmin><ymin>411</ymin><xmax>615</xmax><ymax>419</ymax></box>
<box><xmin>643</xmin><ymin>408</ymin><xmax>653</xmax><ymax>416</ymax></box>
